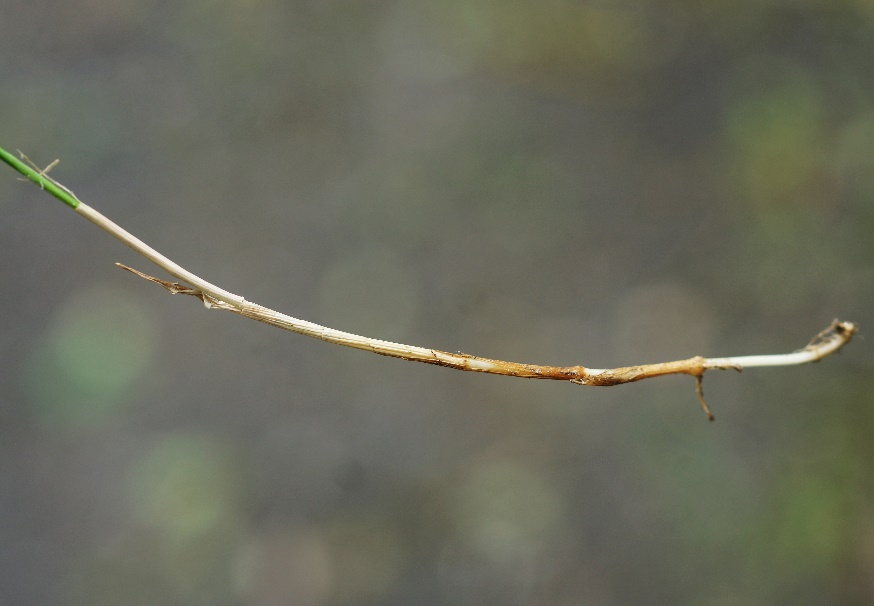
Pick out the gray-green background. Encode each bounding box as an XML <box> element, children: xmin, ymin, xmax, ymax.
<box><xmin>1</xmin><ymin>2</ymin><xmax>872</xmax><ymax>604</ymax></box>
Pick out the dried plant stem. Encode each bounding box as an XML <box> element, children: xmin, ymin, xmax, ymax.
<box><xmin>1</xmin><ymin>147</ymin><xmax>858</xmax><ymax>419</ymax></box>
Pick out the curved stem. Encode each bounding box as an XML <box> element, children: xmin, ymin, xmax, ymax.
<box><xmin>2</xmin><ymin>146</ymin><xmax>858</xmax><ymax>419</ymax></box>
<box><xmin>116</xmin><ymin>261</ymin><xmax>856</xmax><ymax>391</ymax></box>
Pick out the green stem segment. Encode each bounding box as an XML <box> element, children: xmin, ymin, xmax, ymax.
<box><xmin>0</xmin><ymin>145</ymin><xmax>80</xmax><ymax>209</ymax></box>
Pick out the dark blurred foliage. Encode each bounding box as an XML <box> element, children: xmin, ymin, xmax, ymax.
<box><xmin>1</xmin><ymin>1</ymin><xmax>872</xmax><ymax>604</ymax></box>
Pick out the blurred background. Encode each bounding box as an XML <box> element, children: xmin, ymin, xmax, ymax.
<box><xmin>1</xmin><ymin>1</ymin><xmax>872</xmax><ymax>604</ymax></box>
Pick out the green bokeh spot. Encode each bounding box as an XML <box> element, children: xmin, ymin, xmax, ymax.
<box><xmin>26</xmin><ymin>286</ymin><xmax>156</xmax><ymax>428</ymax></box>
<box><xmin>455</xmin><ymin>459</ymin><xmax>566</xmax><ymax>562</ymax></box>
<box><xmin>130</xmin><ymin>433</ymin><xmax>241</xmax><ymax>542</ymax></box>
<box><xmin>835</xmin><ymin>112</ymin><xmax>874</xmax><ymax>217</ymax></box>
<box><xmin>726</xmin><ymin>65</ymin><xmax>823</xmax><ymax>212</ymax></box>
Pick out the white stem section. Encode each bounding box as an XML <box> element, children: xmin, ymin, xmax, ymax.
<box><xmin>705</xmin><ymin>322</ymin><xmax>857</xmax><ymax>369</ymax></box>
<box><xmin>76</xmin><ymin>203</ymin><xmax>247</xmax><ymax>306</ymax></box>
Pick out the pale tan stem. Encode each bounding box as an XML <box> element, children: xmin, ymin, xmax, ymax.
<box><xmin>116</xmin><ymin>264</ymin><xmax>857</xmax><ymax>389</ymax></box>
<box><xmin>76</xmin><ymin>203</ymin><xmax>246</xmax><ymax>306</ymax></box>
<box><xmin>9</xmin><ymin>152</ymin><xmax>857</xmax><ymax>419</ymax></box>
<box><xmin>76</xmin><ymin>200</ymin><xmax>859</xmax><ymax>421</ymax></box>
